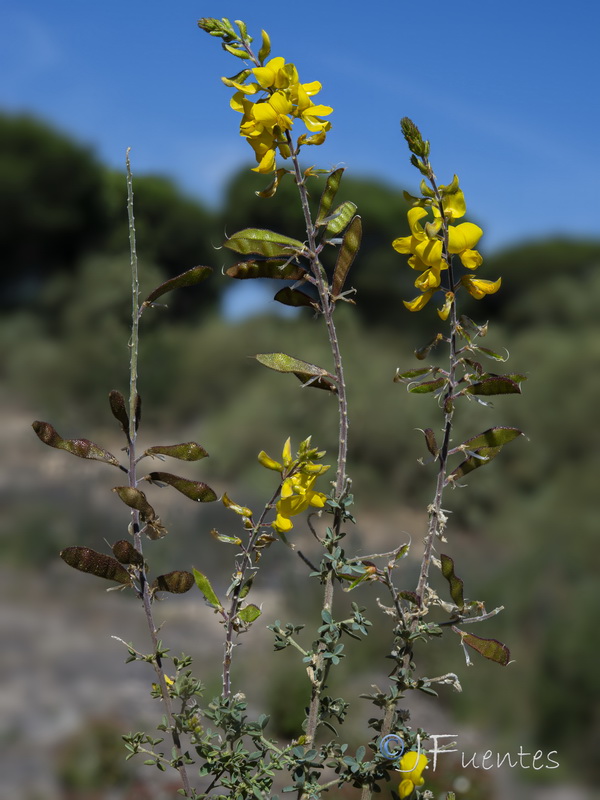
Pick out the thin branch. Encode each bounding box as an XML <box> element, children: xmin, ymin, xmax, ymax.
<box><xmin>125</xmin><ymin>152</ymin><xmax>193</xmax><ymax>797</ymax></box>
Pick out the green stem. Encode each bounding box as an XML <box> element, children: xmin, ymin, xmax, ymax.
<box><xmin>125</xmin><ymin>151</ymin><xmax>193</xmax><ymax>797</ymax></box>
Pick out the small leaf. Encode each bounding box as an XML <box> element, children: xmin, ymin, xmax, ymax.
<box><xmin>255</xmin><ymin>353</ymin><xmax>337</xmax><ymax>392</ymax></box>
<box><xmin>324</xmin><ymin>201</ymin><xmax>357</xmax><ymax>237</ymax></box>
<box><xmin>473</xmin><ymin>346</ymin><xmax>508</xmax><ymax>362</ymax></box>
<box><xmin>394</xmin><ymin>367</ymin><xmax>432</xmax><ymax>382</ymax></box>
<box><xmin>112</xmin><ymin>539</ymin><xmax>143</xmax><ymax>566</ymax></box>
<box><xmin>210</xmin><ymin>528</ymin><xmax>243</xmax><ymax>545</ymax></box>
<box><xmin>466</xmin><ymin>376</ymin><xmax>521</xmax><ymax>396</ymax></box>
<box><xmin>108</xmin><ymin>390</ymin><xmax>129</xmax><ymax>436</ymax></box>
<box><xmin>226</xmin><ymin>258</ymin><xmax>305</xmax><ymax>280</ymax></box>
<box><xmin>60</xmin><ymin>546</ymin><xmax>131</xmax><ymax>585</ymax></box>
<box><xmin>223</xmin><ymin>43</ymin><xmax>250</xmax><ymax>58</ymax></box>
<box><xmin>142</xmin><ymin>266</ymin><xmax>212</xmax><ymax>306</ymax></box>
<box><xmin>238</xmin><ymin>604</ymin><xmax>261</xmax><ymax>623</ymax></box>
<box><xmin>332</xmin><ymin>215</ymin><xmax>361</xmax><ymax>297</ymax></box>
<box><xmin>192</xmin><ymin>568</ymin><xmax>222</xmax><ymax>608</ymax></box>
<box><xmin>32</xmin><ymin>421</ymin><xmax>122</xmax><ymax>468</ymax></box>
<box><xmin>459</xmin><ymin>631</ymin><xmax>510</xmax><ymax>666</ymax></box>
<box><xmin>153</xmin><ymin>571</ymin><xmax>195</xmax><ymax>594</ymax></box>
<box><xmin>224</xmin><ymin>228</ymin><xmax>305</xmax><ymax>257</ymax></box>
<box><xmin>145</xmin><ymin>443</ymin><xmax>209</xmax><ymax>461</ymax></box>
<box><xmin>409</xmin><ymin>377</ymin><xmax>447</xmax><ymax>394</ymax></box>
<box><xmin>450</xmin><ymin>427</ymin><xmax>523</xmax><ymax>454</ymax></box>
<box><xmin>146</xmin><ymin>472</ymin><xmax>218</xmax><ymax>503</ymax></box>
<box><xmin>316</xmin><ymin>168</ymin><xmax>344</xmax><ymax>225</ymax></box>
<box><xmin>447</xmin><ymin>446</ymin><xmax>502</xmax><ymax>483</ymax></box>
<box><xmin>440</xmin><ymin>554</ymin><xmax>465</xmax><ymax>609</ymax></box>
<box><xmin>415</xmin><ymin>333</ymin><xmax>444</xmax><ymax>360</ymax></box>
<box><xmin>273</xmin><ymin>287</ymin><xmax>315</xmax><ymax>308</ymax></box>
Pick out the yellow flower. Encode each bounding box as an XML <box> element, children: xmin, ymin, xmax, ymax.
<box><xmin>397</xmin><ymin>751</ymin><xmax>428</xmax><ymax>799</ymax></box>
<box><xmin>393</xmin><ymin>176</ymin><xmax>498</xmax><ymax>310</ymax></box>
<box><xmin>437</xmin><ymin>291</ymin><xmax>454</xmax><ymax>321</ymax></box>
<box><xmin>273</xmin><ymin>471</ymin><xmax>328</xmax><ymax>533</ymax></box>
<box><xmin>461</xmin><ymin>274</ymin><xmax>502</xmax><ymax>299</ymax></box>
<box><xmin>392</xmin><ymin>207</ymin><xmax>445</xmax><ymax>270</ymax></box>
<box><xmin>447</xmin><ymin>222</ymin><xmax>483</xmax><ymax>269</ymax></box>
<box><xmin>224</xmin><ymin>50</ymin><xmax>332</xmax><ymax>172</ymax></box>
<box><xmin>403</xmin><ymin>289</ymin><xmax>435</xmax><ymax>312</ymax></box>
<box><xmin>252</xmin><ymin>56</ymin><xmax>298</xmax><ymax>90</ymax></box>
<box><xmin>259</xmin><ymin>437</ymin><xmax>329</xmax><ymax>533</ymax></box>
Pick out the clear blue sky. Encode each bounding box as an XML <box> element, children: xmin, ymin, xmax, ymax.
<box><xmin>2</xmin><ymin>0</ymin><xmax>599</xmax><ymax>252</ymax></box>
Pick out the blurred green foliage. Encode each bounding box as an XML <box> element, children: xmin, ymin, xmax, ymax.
<box><xmin>2</xmin><ymin>113</ymin><xmax>600</xmax><ymax>786</ymax></box>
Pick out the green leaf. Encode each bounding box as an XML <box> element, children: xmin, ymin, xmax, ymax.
<box><xmin>223</xmin><ymin>43</ymin><xmax>250</xmax><ymax>58</ymax></box>
<box><xmin>316</xmin><ymin>168</ymin><xmax>344</xmax><ymax>225</ymax></box>
<box><xmin>394</xmin><ymin>367</ymin><xmax>433</xmax><ymax>382</ymax></box>
<box><xmin>473</xmin><ymin>346</ymin><xmax>508</xmax><ymax>362</ymax></box>
<box><xmin>440</xmin><ymin>554</ymin><xmax>465</xmax><ymax>608</ymax></box>
<box><xmin>332</xmin><ymin>215</ymin><xmax>361</xmax><ymax>297</ymax></box>
<box><xmin>255</xmin><ymin>353</ymin><xmax>337</xmax><ymax>392</ymax></box>
<box><xmin>142</xmin><ymin>266</ymin><xmax>212</xmax><ymax>306</ymax></box>
<box><xmin>450</xmin><ymin>427</ymin><xmax>523</xmax><ymax>454</ymax></box>
<box><xmin>224</xmin><ymin>228</ymin><xmax>305</xmax><ymax>257</ymax></box>
<box><xmin>146</xmin><ymin>472</ymin><xmax>218</xmax><ymax>503</ymax></box>
<box><xmin>32</xmin><ymin>421</ymin><xmax>122</xmax><ymax>468</ymax></box>
<box><xmin>447</xmin><ymin>446</ymin><xmax>502</xmax><ymax>483</ymax></box>
<box><xmin>226</xmin><ymin>258</ymin><xmax>305</xmax><ymax>280</ymax></box>
<box><xmin>152</xmin><ymin>571</ymin><xmax>195</xmax><ymax>594</ymax></box>
<box><xmin>466</xmin><ymin>376</ymin><xmax>521</xmax><ymax>396</ymax></box>
<box><xmin>324</xmin><ymin>201</ymin><xmax>357</xmax><ymax>237</ymax></box>
<box><xmin>145</xmin><ymin>442</ymin><xmax>209</xmax><ymax>461</ymax></box>
<box><xmin>238</xmin><ymin>604</ymin><xmax>262</xmax><ymax>623</ymax></box>
<box><xmin>460</xmin><ymin>631</ymin><xmax>511</xmax><ymax>666</ymax></box>
<box><xmin>60</xmin><ymin>546</ymin><xmax>131</xmax><ymax>585</ymax></box>
<box><xmin>408</xmin><ymin>377</ymin><xmax>447</xmax><ymax>394</ymax></box>
<box><xmin>192</xmin><ymin>568</ymin><xmax>222</xmax><ymax>608</ymax></box>
<box><xmin>273</xmin><ymin>287</ymin><xmax>315</xmax><ymax>308</ymax></box>
<box><xmin>112</xmin><ymin>539</ymin><xmax>143</xmax><ymax>566</ymax></box>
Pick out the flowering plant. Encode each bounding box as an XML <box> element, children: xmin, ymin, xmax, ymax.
<box><xmin>31</xmin><ymin>16</ymin><xmax>524</xmax><ymax>800</ymax></box>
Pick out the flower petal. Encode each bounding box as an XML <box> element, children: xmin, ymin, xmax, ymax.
<box><xmin>403</xmin><ymin>290</ymin><xmax>435</xmax><ymax>312</ymax></box>
<box><xmin>448</xmin><ymin>222</ymin><xmax>483</xmax><ymax>254</ymax></box>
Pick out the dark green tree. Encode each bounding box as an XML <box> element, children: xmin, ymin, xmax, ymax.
<box><xmin>0</xmin><ymin>113</ymin><xmax>109</xmax><ymax>306</ymax></box>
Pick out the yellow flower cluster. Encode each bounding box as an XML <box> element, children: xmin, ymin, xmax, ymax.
<box><xmin>224</xmin><ymin>55</ymin><xmax>332</xmax><ymax>173</ymax></box>
<box><xmin>258</xmin><ymin>437</ymin><xmax>330</xmax><ymax>533</ymax></box>
<box><xmin>397</xmin><ymin>750</ymin><xmax>428</xmax><ymax>798</ymax></box>
<box><xmin>392</xmin><ymin>179</ymin><xmax>501</xmax><ymax>318</ymax></box>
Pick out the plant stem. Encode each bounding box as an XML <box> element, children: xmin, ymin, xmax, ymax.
<box><xmin>222</xmin><ymin>484</ymin><xmax>283</xmax><ymax>698</ymax></box>
<box><xmin>414</xmin><ymin>173</ymin><xmax>458</xmax><ymax>610</ymax></box>
<box><xmin>286</xmin><ymin>140</ymin><xmax>350</xmax><ymax>754</ymax></box>
<box><xmin>126</xmin><ymin>151</ymin><xmax>193</xmax><ymax>797</ymax></box>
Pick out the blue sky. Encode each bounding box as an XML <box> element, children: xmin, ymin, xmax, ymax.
<box><xmin>2</xmin><ymin>0</ymin><xmax>599</xmax><ymax>252</ymax></box>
